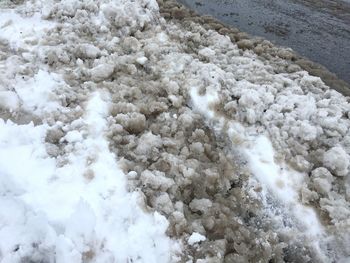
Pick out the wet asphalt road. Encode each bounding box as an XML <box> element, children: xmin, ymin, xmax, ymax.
<box><xmin>178</xmin><ymin>0</ymin><xmax>350</xmax><ymax>84</ymax></box>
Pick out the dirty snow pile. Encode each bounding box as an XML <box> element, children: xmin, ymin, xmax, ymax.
<box><xmin>0</xmin><ymin>0</ymin><xmax>349</xmax><ymax>262</ymax></box>
<box><xmin>0</xmin><ymin>0</ymin><xmax>179</xmax><ymax>262</ymax></box>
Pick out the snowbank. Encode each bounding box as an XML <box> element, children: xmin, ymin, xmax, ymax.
<box><xmin>1</xmin><ymin>0</ymin><xmax>349</xmax><ymax>262</ymax></box>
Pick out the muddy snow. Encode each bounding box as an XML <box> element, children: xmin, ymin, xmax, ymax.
<box><xmin>0</xmin><ymin>0</ymin><xmax>349</xmax><ymax>262</ymax></box>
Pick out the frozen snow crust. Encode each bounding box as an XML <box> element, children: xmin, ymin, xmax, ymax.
<box><xmin>0</xmin><ymin>0</ymin><xmax>349</xmax><ymax>262</ymax></box>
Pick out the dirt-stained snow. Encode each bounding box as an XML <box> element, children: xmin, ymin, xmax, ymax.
<box><xmin>0</xmin><ymin>0</ymin><xmax>349</xmax><ymax>262</ymax></box>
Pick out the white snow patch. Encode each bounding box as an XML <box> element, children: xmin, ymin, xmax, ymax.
<box><xmin>190</xmin><ymin>87</ymin><xmax>219</xmax><ymax>119</ymax></box>
<box><xmin>64</xmin><ymin>130</ymin><xmax>83</xmax><ymax>143</ymax></box>
<box><xmin>0</xmin><ymin>10</ymin><xmax>54</xmax><ymax>50</ymax></box>
<box><xmin>14</xmin><ymin>70</ymin><xmax>62</xmax><ymax>115</ymax></box>
<box><xmin>0</xmin><ymin>92</ymin><xmax>178</xmax><ymax>262</ymax></box>
<box><xmin>188</xmin><ymin>232</ymin><xmax>206</xmax><ymax>246</ymax></box>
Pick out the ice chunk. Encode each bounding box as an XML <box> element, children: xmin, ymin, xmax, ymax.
<box><xmin>64</xmin><ymin>130</ymin><xmax>83</xmax><ymax>143</ymax></box>
<box><xmin>299</xmin><ymin>122</ymin><xmax>317</xmax><ymax>141</ymax></box>
<box><xmin>140</xmin><ymin>170</ymin><xmax>174</xmax><ymax>192</ymax></box>
<box><xmin>189</xmin><ymin>198</ymin><xmax>213</xmax><ymax>213</ymax></box>
<box><xmin>0</xmin><ymin>91</ymin><xmax>19</xmax><ymax>111</ymax></box>
<box><xmin>136</xmin><ymin>56</ymin><xmax>148</xmax><ymax>65</ymax></box>
<box><xmin>323</xmin><ymin>147</ymin><xmax>349</xmax><ymax>177</ymax></box>
<box><xmin>75</xmin><ymin>44</ymin><xmax>100</xmax><ymax>59</ymax></box>
<box><xmin>198</xmin><ymin>47</ymin><xmax>215</xmax><ymax>59</ymax></box>
<box><xmin>310</xmin><ymin>168</ymin><xmax>334</xmax><ymax>195</ymax></box>
<box><xmin>90</xmin><ymin>64</ymin><xmax>114</xmax><ymax>82</ymax></box>
<box><xmin>135</xmin><ymin>132</ymin><xmax>162</xmax><ymax>155</ymax></box>
<box><xmin>188</xmin><ymin>232</ymin><xmax>206</xmax><ymax>246</ymax></box>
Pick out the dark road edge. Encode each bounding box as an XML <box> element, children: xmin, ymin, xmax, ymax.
<box><xmin>157</xmin><ymin>0</ymin><xmax>350</xmax><ymax>97</ymax></box>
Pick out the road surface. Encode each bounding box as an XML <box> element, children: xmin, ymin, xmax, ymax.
<box><xmin>178</xmin><ymin>0</ymin><xmax>350</xmax><ymax>84</ymax></box>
